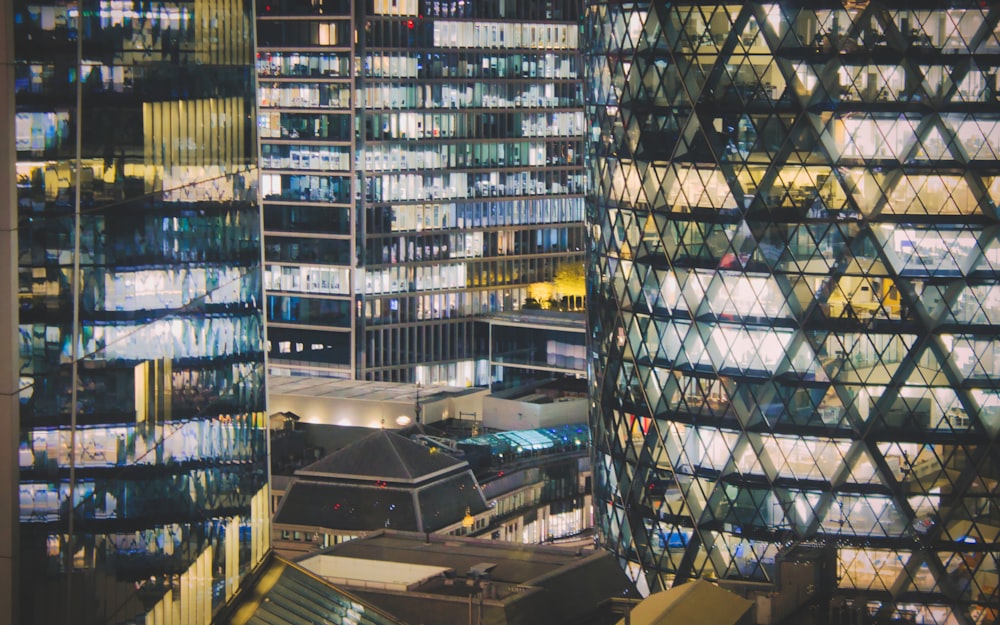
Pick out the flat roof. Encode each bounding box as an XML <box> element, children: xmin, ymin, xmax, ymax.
<box><xmin>268</xmin><ymin>377</ymin><xmax>482</xmax><ymax>403</ymax></box>
<box><xmin>483</xmin><ymin>310</ymin><xmax>586</xmax><ymax>332</ymax></box>
<box><xmin>320</xmin><ymin>530</ymin><xmax>598</xmax><ymax>587</ymax></box>
<box><xmin>306</xmin><ymin>530</ymin><xmax>635</xmax><ymax>625</ymax></box>
<box><xmin>299</xmin><ymin>555</ymin><xmax>452</xmax><ymax>592</ymax></box>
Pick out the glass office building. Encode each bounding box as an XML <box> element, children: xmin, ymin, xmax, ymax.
<box><xmin>586</xmin><ymin>2</ymin><xmax>1000</xmax><ymax>623</ymax></box>
<box><xmin>258</xmin><ymin>0</ymin><xmax>587</xmax><ymax>384</ymax></box>
<box><xmin>11</xmin><ymin>0</ymin><xmax>270</xmax><ymax>622</ymax></box>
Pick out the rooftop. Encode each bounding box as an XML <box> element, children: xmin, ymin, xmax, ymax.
<box><xmin>321</xmin><ymin>530</ymin><xmax>590</xmax><ymax>587</ymax></box>
<box><xmin>268</xmin><ymin>377</ymin><xmax>480</xmax><ymax>404</ymax></box>
<box><xmin>458</xmin><ymin>423</ymin><xmax>590</xmax><ymax>457</ymax></box>
<box><xmin>483</xmin><ymin>310</ymin><xmax>586</xmax><ymax>332</ymax></box>
<box><xmin>223</xmin><ymin>555</ymin><xmax>404</xmax><ymax>625</ymax></box>
<box><xmin>296</xmin><ymin>429</ymin><xmax>466</xmax><ymax>483</ymax></box>
<box><xmin>274</xmin><ymin>472</ymin><xmax>488</xmax><ymax>533</ymax></box>
<box><xmin>615</xmin><ymin>579</ymin><xmax>753</xmax><ymax>625</ymax></box>
<box><xmin>296</xmin><ymin>530</ymin><xmax>635</xmax><ymax>625</ymax></box>
<box><xmin>275</xmin><ymin>430</ymin><xmax>488</xmax><ymax>534</ymax></box>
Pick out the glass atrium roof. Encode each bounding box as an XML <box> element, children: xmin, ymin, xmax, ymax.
<box><xmin>458</xmin><ymin>423</ymin><xmax>590</xmax><ymax>457</ymax></box>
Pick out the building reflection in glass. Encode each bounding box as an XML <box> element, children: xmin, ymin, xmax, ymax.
<box><xmin>14</xmin><ymin>0</ymin><xmax>269</xmax><ymax>622</ymax></box>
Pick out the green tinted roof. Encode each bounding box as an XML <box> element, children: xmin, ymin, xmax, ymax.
<box><xmin>458</xmin><ymin>423</ymin><xmax>590</xmax><ymax>456</ymax></box>
<box><xmin>225</xmin><ymin>557</ymin><xmax>405</xmax><ymax>625</ymax></box>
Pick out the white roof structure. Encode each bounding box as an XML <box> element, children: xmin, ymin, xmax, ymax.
<box><xmin>298</xmin><ymin>554</ymin><xmax>453</xmax><ymax>592</ymax></box>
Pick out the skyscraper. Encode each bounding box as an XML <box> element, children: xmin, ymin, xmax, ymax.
<box><xmin>7</xmin><ymin>0</ymin><xmax>270</xmax><ymax>622</ymax></box>
<box><xmin>257</xmin><ymin>0</ymin><xmax>587</xmax><ymax>385</ymax></box>
<box><xmin>586</xmin><ymin>2</ymin><xmax>1000</xmax><ymax>623</ymax></box>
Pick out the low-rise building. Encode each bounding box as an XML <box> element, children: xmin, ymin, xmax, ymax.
<box><xmin>482</xmin><ymin>381</ymin><xmax>588</xmax><ymax>431</ymax></box>
<box><xmin>222</xmin><ymin>556</ymin><xmax>405</xmax><ymax>625</ymax></box>
<box><xmin>295</xmin><ymin>529</ymin><xmax>635</xmax><ymax>625</ymax></box>
<box><xmin>268</xmin><ymin>377</ymin><xmax>487</xmax><ymax>429</ymax></box>
<box><xmin>270</xmin><ymin>414</ymin><xmax>595</xmax><ymax>556</ymax></box>
<box><xmin>273</xmin><ymin>429</ymin><xmax>490</xmax><ymax>557</ymax></box>
<box><xmin>458</xmin><ymin>424</ymin><xmax>592</xmax><ymax>543</ymax></box>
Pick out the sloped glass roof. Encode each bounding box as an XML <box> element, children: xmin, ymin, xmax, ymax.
<box><xmin>458</xmin><ymin>423</ymin><xmax>590</xmax><ymax>459</ymax></box>
<box><xmin>226</xmin><ymin>557</ymin><xmax>404</xmax><ymax>625</ymax></box>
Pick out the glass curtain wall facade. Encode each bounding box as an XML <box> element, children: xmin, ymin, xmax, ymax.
<box><xmin>258</xmin><ymin>0</ymin><xmax>357</xmax><ymax>378</ymax></box>
<box><xmin>258</xmin><ymin>0</ymin><xmax>587</xmax><ymax>385</ymax></box>
<box><xmin>586</xmin><ymin>1</ymin><xmax>1000</xmax><ymax>623</ymax></box>
<box><xmin>13</xmin><ymin>0</ymin><xmax>270</xmax><ymax>622</ymax></box>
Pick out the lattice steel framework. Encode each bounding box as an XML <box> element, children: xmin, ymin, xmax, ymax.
<box><xmin>585</xmin><ymin>2</ymin><xmax>1000</xmax><ymax>623</ymax></box>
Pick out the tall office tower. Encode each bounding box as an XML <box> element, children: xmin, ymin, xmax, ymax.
<box><xmin>586</xmin><ymin>2</ymin><xmax>1000</xmax><ymax>622</ymax></box>
<box><xmin>8</xmin><ymin>0</ymin><xmax>270</xmax><ymax>622</ymax></box>
<box><xmin>258</xmin><ymin>0</ymin><xmax>587</xmax><ymax>384</ymax></box>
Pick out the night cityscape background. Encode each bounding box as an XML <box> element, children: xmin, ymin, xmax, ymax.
<box><xmin>3</xmin><ymin>1</ymin><xmax>1000</xmax><ymax>624</ymax></box>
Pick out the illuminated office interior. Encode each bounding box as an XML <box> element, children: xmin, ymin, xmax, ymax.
<box><xmin>257</xmin><ymin>0</ymin><xmax>587</xmax><ymax>384</ymax></box>
<box><xmin>10</xmin><ymin>0</ymin><xmax>270</xmax><ymax>622</ymax></box>
<box><xmin>586</xmin><ymin>2</ymin><xmax>1000</xmax><ymax>623</ymax></box>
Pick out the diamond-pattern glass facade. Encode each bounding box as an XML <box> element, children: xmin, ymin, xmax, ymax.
<box><xmin>585</xmin><ymin>2</ymin><xmax>1000</xmax><ymax>621</ymax></box>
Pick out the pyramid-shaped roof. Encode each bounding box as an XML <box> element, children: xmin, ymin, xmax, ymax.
<box><xmin>295</xmin><ymin>429</ymin><xmax>466</xmax><ymax>484</ymax></box>
<box><xmin>274</xmin><ymin>470</ymin><xmax>489</xmax><ymax>534</ymax></box>
<box><xmin>275</xmin><ymin>481</ymin><xmax>421</xmax><ymax>532</ymax></box>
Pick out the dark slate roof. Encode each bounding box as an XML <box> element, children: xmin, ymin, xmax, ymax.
<box><xmin>274</xmin><ymin>471</ymin><xmax>489</xmax><ymax>534</ymax></box>
<box><xmin>297</xmin><ymin>423</ymin><xmax>376</xmax><ymax>455</ymax></box>
<box><xmin>275</xmin><ymin>481</ymin><xmax>421</xmax><ymax>532</ymax></box>
<box><xmin>296</xmin><ymin>429</ymin><xmax>465</xmax><ymax>483</ymax></box>
<box><xmin>222</xmin><ymin>554</ymin><xmax>404</xmax><ymax>625</ymax></box>
<box><xmin>417</xmin><ymin>473</ymin><xmax>489</xmax><ymax>531</ymax></box>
